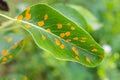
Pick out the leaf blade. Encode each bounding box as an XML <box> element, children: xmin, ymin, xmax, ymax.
<box><xmin>17</xmin><ymin>4</ymin><xmax>104</xmax><ymax>67</ymax></box>
<box><xmin>0</xmin><ymin>33</ymin><xmax>24</xmax><ymax>64</ymax></box>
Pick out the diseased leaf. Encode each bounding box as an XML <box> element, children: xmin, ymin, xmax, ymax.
<box><xmin>52</xmin><ymin>3</ymin><xmax>89</xmax><ymax>31</ymax></box>
<box><xmin>0</xmin><ymin>33</ymin><xmax>24</xmax><ymax>64</ymax></box>
<box><xmin>16</xmin><ymin>4</ymin><xmax>104</xmax><ymax>67</ymax></box>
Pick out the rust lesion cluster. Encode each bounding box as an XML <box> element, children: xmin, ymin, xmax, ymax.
<box><xmin>0</xmin><ymin>37</ymin><xmax>20</xmax><ymax>64</ymax></box>
<box><xmin>1</xmin><ymin>50</ymin><xmax>13</xmax><ymax>64</ymax></box>
<box><xmin>55</xmin><ymin>38</ymin><xmax>64</xmax><ymax>49</ymax></box>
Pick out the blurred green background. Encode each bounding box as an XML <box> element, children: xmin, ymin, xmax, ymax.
<box><xmin>0</xmin><ymin>0</ymin><xmax>120</xmax><ymax>80</ymax></box>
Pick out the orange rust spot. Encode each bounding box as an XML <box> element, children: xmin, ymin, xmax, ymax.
<box><xmin>75</xmin><ymin>56</ymin><xmax>79</xmax><ymax>61</ymax></box>
<box><xmin>25</xmin><ymin>24</ymin><xmax>31</xmax><ymax>29</ymax></box>
<box><xmin>12</xmin><ymin>42</ymin><xmax>18</xmax><ymax>49</ymax></box>
<box><xmin>57</xmin><ymin>24</ymin><xmax>62</xmax><ymax>29</ymax></box>
<box><xmin>65</xmin><ymin>31</ymin><xmax>70</xmax><ymax>37</ymax></box>
<box><xmin>91</xmin><ymin>48</ymin><xmax>98</xmax><ymax>52</ymax></box>
<box><xmin>86</xmin><ymin>57</ymin><xmax>91</xmax><ymax>63</ymax></box>
<box><xmin>17</xmin><ymin>15</ymin><xmax>23</xmax><ymax>20</ymax></box>
<box><xmin>38</xmin><ymin>21</ymin><xmax>44</xmax><ymax>27</ymax></box>
<box><xmin>73</xmin><ymin>37</ymin><xmax>78</xmax><ymax>40</ymax></box>
<box><xmin>66</xmin><ymin>39</ymin><xmax>71</xmax><ymax>42</ymax></box>
<box><xmin>25</xmin><ymin>7</ymin><xmax>31</xmax><ymax>20</ymax></box>
<box><xmin>2</xmin><ymin>57</ymin><xmax>7</xmax><ymax>61</ymax></box>
<box><xmin>99</xmin><ymin>55</ymin><xmax>104</xmax><ymax>59</ymax></box>
<box><xmin>60</xmin><ymin>44</ymin><xmax>64</xmax><ymax>49</ymax></box>
<box><xmin>46</xmin><ymin>28</ymin><xmax>51</xmax><ymax>32</ymax></box>
<box><xmin>8</xmin><ymin>55</ymin><xmax>13</xmax><ymax>58</ymax></box>
<box><xmin>2</xmin><ymin>50</ymin><xmax>10</xmax><ymax>56</ymax></box>
<box><xmin>7</xmin><ymin>38</ymin><xmax>12</xmax><ymax>43</ymax></box>
<box><xmin>80</xmin><ymin>37</ymin><xmax>87</xmax><ymax>43</ymax></box>
<box><xmin>80</xmin><ymin>40</ymin><xmax>86</xmax><ymax>43</ymax></box>
<box><xmin>72</xmin><ymin>47</ymin><xmax>79</xmax><ymax>55</ymax></box>
<box><xmin>71</xmin><ymin>27</ymin><xmax>75</xmax><ymax>30</ymax></box>
<box><xmin>74</xmin><ymin>50</ymin><xmax>79</xmax><ymax>56</ymax></box>
<box><xmin>72</xmin><ymin>47</ymin><xmax>76</xmax><ymax>51</ymax></box>
<box><xmin>55</xmin><ymin>38</ymin><xmax>60</xmax><ymax>45</ymax></box>
<box><xmin>42</xmin><ymin>35</ymin><xmax>46</xmax><ymax>40</ymax></box>
<box><xmin>60</xmin><ymin>33</ymin><xmax>65</xmax><ymax>38</ymax></box>
<box><xmin>25</xmin><ymin>14</ymin><xmax>31</xmax><ymax>20</ymax></box>
<box><xmin>44</xmin><ymin>14</ymin><xmax>48</xmax><ymax>20</ymax></box>
<box><xmin>66</xmin><ymin>23</ymin><xmax>71</xmax><ymax>26</ymax></box>
<box><xmin>82</xmin><ymin>37</ymin><xmax>87</xmax><ymax>40</ymax></box>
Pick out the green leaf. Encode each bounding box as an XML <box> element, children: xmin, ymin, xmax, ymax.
<box><xmin>0</xmin><ymin>33</ymin><xmax>24</xmax><ymax>64</ymax></box>
<box><xmin>16</xmin><ymin>4</ymin><xmax>104</xmax><ymax>67</ymax></box>
<box><xmin>52</xmin><ymin>3</ymin><xmax>89</xmax><ymax>31</ymax></box>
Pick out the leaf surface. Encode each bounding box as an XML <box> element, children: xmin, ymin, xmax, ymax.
<box><xmin>17</xmin><ymin>4</ymin><xmax>104</xmax><ymax>67</ymax></box>
<box><xmin>0</xmin><ymin>33</ymin><xmax>24</xmax><ymax>64</ymax></box>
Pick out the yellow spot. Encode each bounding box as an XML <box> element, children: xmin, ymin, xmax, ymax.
<box><xmin>86</xmin><ymin>57</ymin><xmax>90</xmax><ymax>63</ymax></box>
<box><xmin>17</xmin><ymin>15</ymin><xmax>23</xmax><ymax>20</ymax></box>
<box><xmin>12</xmin><ymin>42</ymin><xmax>18</xmax><ymax>49</ymax></box>
<box><xmin>2</xmin><ymin>50</ymin><xmax>10</xmax><ymax>56</ymax></box>
<box><xmin>66</xmin><ymin>23</ymin><xmax>71</xmax><ymax>26</ymax></box>
<box><xmin>38</xmin><ymin>21</ymin><xmax>44</xmax><ymax>27</ymax></box>
<box><xmin>72</xmin><ymin>47</ymin><xmax>76</xmax><ymax>51</ymax></box>
<box><xmin>25</xmin><ymin>24</ymin><xmax>31</xmax><ymax>29</ymax></box>
<box><xmin>65</xmin><ymin>31</ymin><xmax>70</xmax><ymax>37</ymax></box>
<box><xmin>66</xmin><ymin>39</ymin><xmax>71</xmax><ymax>42</ymax></box>
<box><xmin>73</xmin><ymin>37</ymin><xmax>78</xmax><ymax>40</ymax></box>
<box><xmin>25</xmin><ymin>14</ymin><xmax>31</xmax><ymax>20</ymax></box>
<box><xmin>44</xmin><ymin>14</ymin><xmax>48</xmax><ymax>20</ymax></box>
<box><xmin>99</xmin><ymin>55</ymin><xmax>104</xmax><ymax>59</ymax></box>
<box><xmin>75</xmin><ymin>56</ymin><xmax>79</xmax><ymax>61</ymax></box>
<box><xmin>55</xmin><ymin>38</ymin><xmax>60</xmax><ymax>45</ymax></box>
<box><xmin>46</xmin><ymin>28</ymin><xmax>51</xmax><ymax>32</ymax></box>
<box><xmin>82</xmin><ymin>37</ymin><xmax>87</xmax><ymax>40</ymax></box>
<box><xmin>7</xmin><ymin>38</ymin><xmax>12</xmax><ymax>43</ymax></box>
<box><xmin>80</xmin><ymin>40</ymin><xmax>86</xmax><ymax>43</ymax></box>
<box><xmin>75</xmin><ymin>50</ymin><xmax>78</xmax><ymax>55</ymax></box>
<box><xmin>91</xmin><ymin>48</ymin><xmax>98</xmax><ymax>52</ymax></box>
<box><xmin>2</xmin><ymin>57</ymin><xmax>7</xmax><ymax>61</ymax></box>
<box><xmin>60</xmin><ymin>44</ymin><xmax>64</xmax><ymax>49</ymax></box>
<box><xmin>25</xmin><ymin>7</ymin><xmax>31</xmax><ymax>20</ymax></box>
<box><xmin>71</xmin><ymin>27</ymin><xmax>75</xmax><ymax>30</ymax></box>
<box><xmin>90</xmin><ymin>44</ymin><xmax>95</xmax><ymax>46</ymax></box>
<box><xmin>57</xmin><ymin>24</ymin><xmax>62</xmax><ymax>29</ymax></box>
<box><xmin>42</xmin><ymin>35</ymin><xmax>46</xmax><ymax>40</ymax></box>
<box><xmin>60</xmin><ymin>33</ymin><xmax>65</xmax><ymax>38</ymax></box>
<box><xmin>80</xmin><ymin>37</ymin><xmax>87</xmax><ymax>43</ymax></box>
<box><xmin>72</xmin><ymin>47</ymin><xmax>79</xmax><ymax>55</ymax></box>
<box><xmin>8</xmin><ymin>55</ymin><xmax>13</xmax><ymax>58</ymax></box>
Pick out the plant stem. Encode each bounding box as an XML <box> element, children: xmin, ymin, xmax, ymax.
<box><xmin>0</xmin><ymin>13</ymin><xmax>17</xmax><ymax>32</ymax></box>
<box><xmin>0</xmin><ymin>14</ymin><xmax>15</xmax><ymax>21</ymax></box>
<box><xmin>0</xmin><ymin>20</ymin><xmax>14</xmax><ymax>29</ymax></box>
